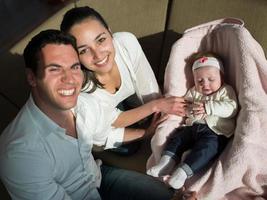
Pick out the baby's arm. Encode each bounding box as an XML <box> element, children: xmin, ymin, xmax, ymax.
<box><xmin>183</xmin><ymin>89</ymin><xmax>206</xmax><ymax>117</ymax></box>
<box><xmin>112</xmin><ymin>96</ymin><xmax>186</xmax><ymax>128</ymax></box>
<box><xmin>204</xmin><ymin>85</ymin><xmax>238</xmax><ymax>118</ymax></box>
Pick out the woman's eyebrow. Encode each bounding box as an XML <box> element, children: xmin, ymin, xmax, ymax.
<box><xmin>77</xmin><ymin>32</ymin><xmax>106</xmax><ymax>49</ymax></box>
<box><xmin>95</xmin><ymin>32</ymin><xmax>106</xmax><ymax>41</ymax></box>
<box><xmin>77</xmin><ymin>44</ymin><xmax>87</xmax><ymax>49</ymax></box>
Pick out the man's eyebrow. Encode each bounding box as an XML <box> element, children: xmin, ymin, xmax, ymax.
<box><xmin>44</xmin><ymin>63</ymin><xmax>61</xmax><ymax>68</ymax></box>
<box><xmin>71</xmin><ymin>62</ymin><xmax>81</xmax><ymax>68</ymax></box>
<box><xmin>77</xmin><ymin>32</ymin><xmax>106</xmax><ymax>49</ymax></box>
<box><xmin>45</xmin><ymin>62</ymin><xmax>80</xmax><ymax>68</ymax></box>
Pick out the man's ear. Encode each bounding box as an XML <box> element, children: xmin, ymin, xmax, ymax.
<box><xmin>26</xmin><ymin>68</ymin><xmax>37</xmax><ymax>87</ymax></box>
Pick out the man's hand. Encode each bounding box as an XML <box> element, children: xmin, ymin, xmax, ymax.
<box><xmin>171</xmin><ymin>187</ymin><xmax>197</xmax><ymax>200</ymax></box>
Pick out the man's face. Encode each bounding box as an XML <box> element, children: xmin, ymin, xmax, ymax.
<box><xmin>30</xmin><ymin>44</ymin><xmax>83</xmax><ymax>113</ymax></box>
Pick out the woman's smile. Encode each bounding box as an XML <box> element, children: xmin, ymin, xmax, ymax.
<box><xmin>95</xmin><ymin>55</ymin><xmax>109</xmax><ymax>67</ymax></box>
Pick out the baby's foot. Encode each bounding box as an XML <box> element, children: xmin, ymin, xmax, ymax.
<box><xmin>146</xmin><ymin>165</ymin><xmax>162</xmax><ymax>177</ymax></box>
<box><xmin>168</xmin><ymin>167</ymin><xmax>187</xmax><ymax>189</ymax></box>
<box><xmin>147</xmin><ymin>155</ymin><xmax>176</xmax><ymax>177</ymax></box>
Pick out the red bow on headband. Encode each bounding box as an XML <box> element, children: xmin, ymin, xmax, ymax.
<box><xmin>199</xmin><ymin>57</ymin><xmax>208</xmax><ymax>63</ymax></box>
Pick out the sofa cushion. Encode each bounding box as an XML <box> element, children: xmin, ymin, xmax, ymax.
<box><xmin>76</xmin><ymin>0</ymin><xmax>169</xmax><ymax>38</ymax></box>
<box><xmin>0</xmin><ymin>95</ymin><xmax>19</xmax><ymax>133</ymax></box>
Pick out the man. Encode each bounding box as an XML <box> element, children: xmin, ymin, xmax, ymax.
<box><xmin>0</xmin><ymin>30</ymin><xmax>174</xmax><ymax>200</ymax></box>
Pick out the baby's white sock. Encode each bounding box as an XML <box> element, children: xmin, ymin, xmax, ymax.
<box><xmin>146</xmin><ymin>155</ymin><xmax>176</xmax><ymax>177</ymax></box>
<box><xmin>168</xmin><ymin>167</ymin><xmax>187</xmax><ymax>189</ymax></box>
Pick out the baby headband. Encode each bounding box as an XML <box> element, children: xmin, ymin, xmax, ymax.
<box><xmin>192</xmin><ymin>56</ymin><xmax>224</xmax><ymax>73</ymax></box>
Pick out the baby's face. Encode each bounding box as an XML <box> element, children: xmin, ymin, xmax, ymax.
<box><xmin>193</xmin><ymin>66</ymin><xmax>222</xmax><ymax>95</ymax></box>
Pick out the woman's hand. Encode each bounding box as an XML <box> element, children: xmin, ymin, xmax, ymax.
<box><xmin>144</xmin><ymin>112</ymin><xmax>168</xmax><ymax>138</ymax></box>
<box><xmin>154</xmin><ymin>96</ymin><xmax>187</xmax><ymax>116</ymax></box>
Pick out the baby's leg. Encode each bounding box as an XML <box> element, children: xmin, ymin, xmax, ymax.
<box><xmin>183</xmin><ymin>125</ymin><xmax>219</xmax><ymax>173</ymax></box>
<box><xmin>147</xmin><ymin>123</ymin><xmax>177</xmax><ymax>168</ymax></box>
<box><xmin>167</xmin><ymin>125</ymin><xmax>220</xmax><ymax>189</ymax></box>
<box><xmin>147</xmin><ymin>126</ymin><xmax>191</xmax><ymax>178</ymax></box>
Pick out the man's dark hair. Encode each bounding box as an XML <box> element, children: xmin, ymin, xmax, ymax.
<box><xmin>23</xmin><ymin>29</ymin><xmax>77</xmax><ymax>74</ymax></box>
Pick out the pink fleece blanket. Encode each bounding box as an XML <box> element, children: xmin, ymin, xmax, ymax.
<box><xmin>147</xmin><ymin>18</ymin><xmax>267</xmax><ymax>199</ymax></box>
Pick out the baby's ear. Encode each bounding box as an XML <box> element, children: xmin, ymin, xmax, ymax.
<box><xmin>26</xmin><ymin>68</ymin><xmax>37</xmax><ymax>87</ymax></box>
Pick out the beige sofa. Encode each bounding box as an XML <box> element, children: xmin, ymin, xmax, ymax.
<box><xmin>1</xmin><ymin>0</ymin><xmax>267</xmax><ymax>198</ymax></box>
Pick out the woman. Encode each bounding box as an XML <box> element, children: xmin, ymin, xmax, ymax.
<box><xmin>60</xmin><ymin>6</ymin><xmax>186</xmax><ymax>153</ymax></box>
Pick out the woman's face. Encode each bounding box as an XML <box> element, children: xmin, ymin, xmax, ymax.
<box><xmin>69</xmin><ymin>19</ymin><xmax>115</xmax><ymax>76</ymax></box>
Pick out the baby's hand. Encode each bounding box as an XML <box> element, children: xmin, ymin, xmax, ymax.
<box><xmin>192</xmin><ymin>101</ymin><xmax>206</xmax><ymax>116</ymax></box>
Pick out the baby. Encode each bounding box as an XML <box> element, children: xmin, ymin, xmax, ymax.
<box><xmin>147</xmin><ymin>52</ymin><xmax>238</xmax><ymax>189</ymax></box>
